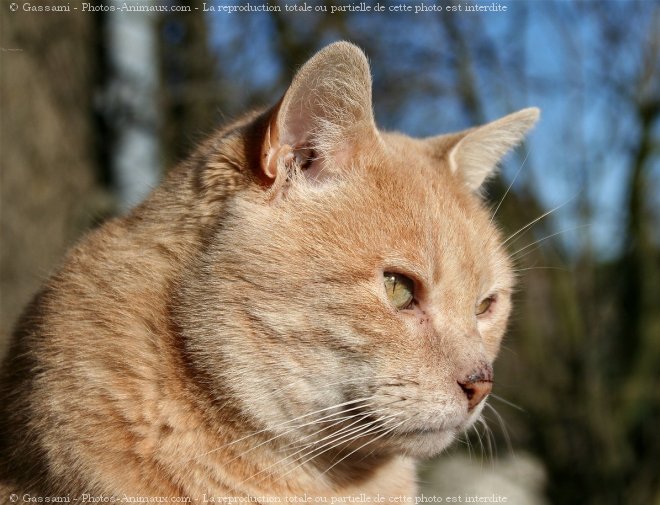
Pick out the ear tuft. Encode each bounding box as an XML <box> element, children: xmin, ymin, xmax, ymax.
<box><xmin>448</xmin><ymin>107</ymin><xmax>540</xmax><ymax>191</ymax></box>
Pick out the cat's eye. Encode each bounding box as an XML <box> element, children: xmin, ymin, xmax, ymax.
<box><xmin>476</xmin><ymin>296</ymin><xmax>494</xmax><ymax>316</ymax></box>
<box><xmin>384</xmin><ymin>272</ymin><xmax>415</xmax><ymax>310</ymax></box>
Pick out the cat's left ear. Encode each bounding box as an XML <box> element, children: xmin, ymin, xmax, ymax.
<box><xmin>260</xmin><ymin>42</ymin><xmax>377</xmax><ymax>193</ymax></box>
<box><xmin>434</xmin><ymin>108</ymin><xmax>540</xmax><ymax>191</ymax></box>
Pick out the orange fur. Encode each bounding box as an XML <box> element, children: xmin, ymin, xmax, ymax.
<box><xmin>0</xmin><ymin>42</ymin><xmax>538</xmax><ymax>500</ymax></box>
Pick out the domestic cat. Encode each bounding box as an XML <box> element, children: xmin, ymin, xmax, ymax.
<box><xmin>0</xmin><ymin>42</ymin><xmax>538</xmax><ymax>499</ymax></box>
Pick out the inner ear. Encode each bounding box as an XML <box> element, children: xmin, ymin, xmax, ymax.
<box><xmin>294</xmin><ymin>146</ymin><xmax>317</xmax><ymax>171</ymax></box>
<box><xmin>260</xmin><ymin>111</ymin><xmax>324</xmax><ymax>188</ymax></box>
<box><xmin>425</xmin><ymin>108</ymin><xmax>540</xmax><ymax>192</ymax></box>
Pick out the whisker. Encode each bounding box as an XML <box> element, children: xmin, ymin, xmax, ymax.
<box><xmin>213</xmin><ymin>374</ymin><xmax>417</xmax><ymax>412</ymax></box>
<box><xmin>212</xmin><ymin>402</ymin><xmax>382</xmax><ymax>468</ymax></box>
<box><xmin>502</xmin><ymin>194</ymin><xmax>578</xmax><ymax>247</ymax></box>
<box><xmin>511</xmin><ymin>245</ymin><xmax>549</xmax><ymax>264</ymax></box>
<box><xmin>490</xmin><ymin>394</ymin><xmax>525</xmax><ymax>412</ymax></box>
<box><xmin>483</xmin><ymin>418</ymin><xmax>497</xmax><ymax>462</ymax></box>
<box><xmin>216</xmin><ymin>374</ymin><xmax>414</xmax><ymax>412</ymax></box>
<box><xmin>318</xmin><ymin>418</ymin><xmax>407</xmax><ymax>478</ymax></box>
<box><xmin>472</xmin><ymin>420</ymin><xmax>486</xmax><ymax>466</ymax></box>
<box><xmin>463</xmin><ymin>429</ymin><xmax>473</xmax><ymax>461</ymax></box>
<box><xmin>281</xmin><ymin>417</ymin><xmax>380</xmax><ymax>466</ymax></box>
<box><xmin>509</xmin><ymin>224</ymin><xmax>590</xmax><ymax>260</ymax></box>
<box><xmin>513</xmin><ymin>266</ymin><xmax>569</xmax><ymax>273</ymax></box>
<box><xmin>242</xmin><ymin>414</ymin><xmax>400</xmax><ymax>487</ymax></box>
<box><xmin>352</xmin><ymin>444</ymin><xmax>381</xmax><ymax>468</ymax></box>
<box><xmin>280</xmin><ymin>406</ymin><xmax>391</xmax><ymax>452</ymax></box>
<box><xmin>478</xmin><ymin>417</ymin><xmax>495</xmax><ymax>465</ymax></box>
<box><xmin>277</xmin><ymin>416</ymin><xmax>401</xmax><ymax>481</ymax></box>
<box><xmin>484</xmin><ymin>403</ymin><xmax>514</xmax><ymax>457</ymax></box>
<box><xmin>188</xmin><ymin>395</ymin><xmax>379</xmax><ymax>462</ymax></box>
<box><xmin>490</xmin><ymin>148</ymin><xmax>531</xmax><ymax>224</ymax></box>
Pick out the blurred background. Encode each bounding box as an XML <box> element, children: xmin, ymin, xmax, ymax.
<box><xmin>1</xmin><ymin>1</ymin><xmax>658</xmax><ymax>503</ymax></box>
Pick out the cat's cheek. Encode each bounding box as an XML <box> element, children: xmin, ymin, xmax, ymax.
<box><xmin>476</xmin><ymin>318</ymin><xmax>499</xmax><ymax>354</ymax></box>
<box><xmin>394</xmin><ymin>308</ymin><xmax>435</xmax><ymax>351</ymax></box>
<box><xmin>401</xmin><ymin>305</ymin><xmax>433</xmax><ymax>329</ymax></box>
<box><xmin>478</xmin><ymin>297</ymin><xmax>512</xmax><ymax>358</ymax></box>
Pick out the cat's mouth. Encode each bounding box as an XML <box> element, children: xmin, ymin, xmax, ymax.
<box><xmin>391</xmin><ymin>411</ymin><xmax>481</xmax><ymax>439</ymax></box>
<box><xmin>396</xmin><ymin>421</ymin><xmax>462</xmax><ymax>438</ymax></box>
<box><xmin>401</xmin><ymin>427</ymin><xmax>450</xmax><ymax>436</ymax></box>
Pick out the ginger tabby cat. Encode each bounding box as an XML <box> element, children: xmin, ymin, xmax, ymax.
<box><xmin>0</xmin><ymin>42</ymin><xmax>539</xmax><ymax>500</ymax></box>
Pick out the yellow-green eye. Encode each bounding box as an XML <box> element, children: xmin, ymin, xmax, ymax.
<box><xmin>476</xmin><ymin>297</ymin><xmax>493</xmax><ymax>316</ymax></box>
<box><xmin>384</xmin><ymin>272</ymin><xmax>415</xmax><ymax>310</ymax></box>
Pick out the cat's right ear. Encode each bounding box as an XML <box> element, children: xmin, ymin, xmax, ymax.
<box><xmin>259</xmin><ymin>42</ymin><xmax>377</xmax><ymax>196</ymax></box>
<box><xmin>428</xmin><ymin>108</ymin><xmax>540</xmax><ymax>193</ymax></box>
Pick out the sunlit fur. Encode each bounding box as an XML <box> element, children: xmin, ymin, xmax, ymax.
<box><xmin>0</xmin><ymin>42</ymin><xmax>538</xmax><ymax>498</ymax></box>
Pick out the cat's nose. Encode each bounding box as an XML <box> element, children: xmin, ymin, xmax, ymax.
<box><xmin>458</xmin><ymin>364</ymin><xmax>493</xmax><ymax>411</ymax></box>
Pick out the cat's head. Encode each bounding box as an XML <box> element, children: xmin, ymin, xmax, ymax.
<box><xmin>178</xmin><ymin>42</ymin><xmax>538</xmax><ymax>461</ymax></box>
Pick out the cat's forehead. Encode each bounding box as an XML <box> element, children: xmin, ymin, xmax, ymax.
<box><xmin>366</xmin><ymin>131</ymin><xmax>484</xmax><ymax>218</ymax></box>
<box><xmin>328</xmin><ymin>131</ymin><xmax>504</xmax><ymax>281</ymax></box>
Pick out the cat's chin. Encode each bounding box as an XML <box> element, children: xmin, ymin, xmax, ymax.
<box><xmin>389</xmin><ymin>428</ymin><xmax>457</xmax><ymax>459</ymax></box>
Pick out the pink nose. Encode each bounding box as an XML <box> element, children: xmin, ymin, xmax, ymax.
<box><xmin>458</xmin><ymin>365</ymin><xmax>493</xmax><ymax>411</ymax></box>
